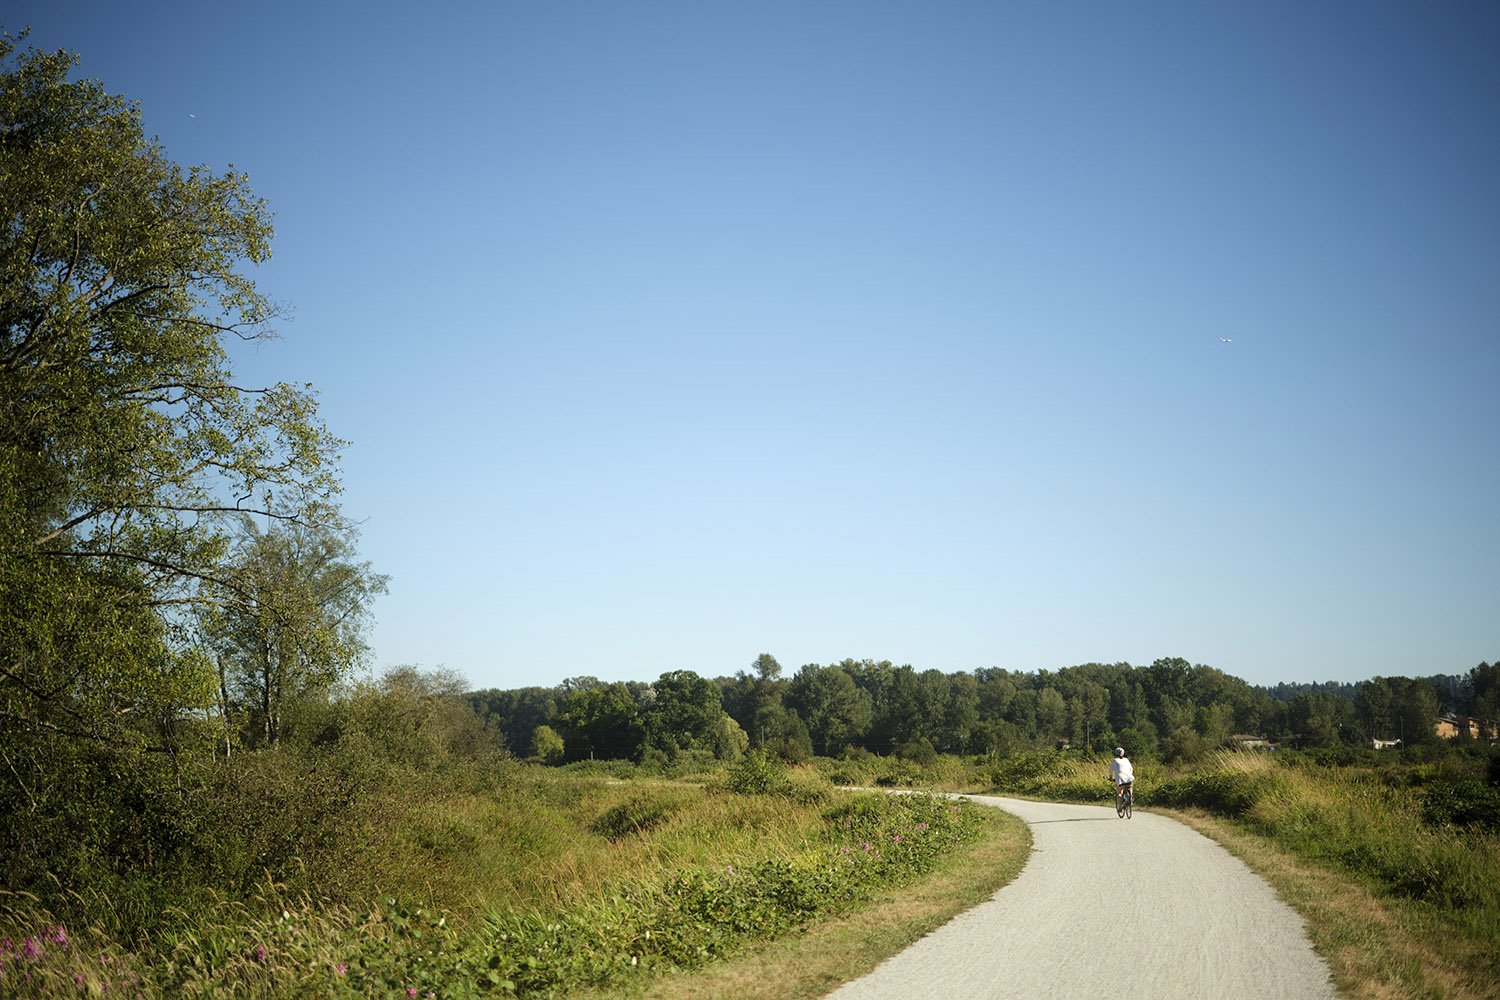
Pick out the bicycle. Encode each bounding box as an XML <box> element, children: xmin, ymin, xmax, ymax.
<box><xmin>1115</xmin><ymin>781</ymin><xmax>1133</xmax><ymax>819</ymax></box>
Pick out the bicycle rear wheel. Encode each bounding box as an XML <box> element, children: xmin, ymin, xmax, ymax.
<box><xmin>1124</xmin><ymin>788</ymin><xmax>1133</xmax><ymax>819</ymax></box>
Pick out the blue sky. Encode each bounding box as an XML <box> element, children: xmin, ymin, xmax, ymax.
<box><xmin>13</xmin><ymin>2</ymin><xmax>1499</xmax><ymax>689</ymax></box>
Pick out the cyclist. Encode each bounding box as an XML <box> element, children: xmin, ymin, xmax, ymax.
<box><xmin>1109</xmin><ymin>747</ymin><xmax>1134</xmax><ymax>811</ymax></box>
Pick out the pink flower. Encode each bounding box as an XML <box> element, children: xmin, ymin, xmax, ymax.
<box><xmin>52</xmin><ymin>926</ymin><xmax>68</xmax><ymax>946</ymax></box>
<box><xmin>74</xmin><ymin>973</ymin><xmax>86</xmax><ymax>986</ymax></box>
<box><xmin>21</xmin><ymin>937</ymin><xmax>41</xmax><ymax>960</ymax></box>
<box><xmin>336</xmin><ymin>962</ymin><xmax>348</xmax><ymax>975</ymax></box>
<box><xmin>407</xmin><ymin>988</ymin><xmax>418</xmax><ymax>998</ymax></box>
<box><xmin>254</xmin><ymin>945</ymin><xmax>268</xmax><ymax>963</ymax></box>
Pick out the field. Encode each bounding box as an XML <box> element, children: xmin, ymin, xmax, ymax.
<box><xmin>0</xmin><ymin>751</ymin><xmax>1017</xmax><ymax>998</ymax></box>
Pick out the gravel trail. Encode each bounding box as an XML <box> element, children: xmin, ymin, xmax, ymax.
<box><xmin>823</xmin><ymin>795</ymin><xmax>1338</xmax><ymax>1000</ymax></box>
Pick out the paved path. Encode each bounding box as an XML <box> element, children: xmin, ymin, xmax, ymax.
<box><xmin>824</xmin><ymin>795</ymin><xmax>1338</xmax><ymax>1000</ymax></box>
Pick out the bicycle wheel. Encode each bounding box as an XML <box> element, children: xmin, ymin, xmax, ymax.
<box><xmin>1124</xmin><ymin>788</ymin><xmax>1133</xmax><ymax>819</ymax></box>
<box><xmin>1116</xmin><ymin>790</ymin><xmax>1126</xmax><ymax>818</ymax></box>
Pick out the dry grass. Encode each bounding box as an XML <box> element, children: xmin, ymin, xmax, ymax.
<box><xmin>573</xmin><ymin>804</ymin><xmax>1032</xmax><ymax>1000</ymax></box>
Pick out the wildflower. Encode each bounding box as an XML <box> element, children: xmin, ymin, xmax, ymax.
<box><xmin>407</xmin><ymin>988</ymin><xmax>418</xmax><ymax>998</ymax></box>
<box><xmin>726</xmin><ymin>865</ymin><xmax>734</xmax><ymax>874</ymax></box>
<box><xmin>336</xmin><ymin>962</ymin><xmax>348</xmax><ymax>975</ymax></box>
<box><xmin>52</xmin><ymin>926</ymin><xmax>69</xmax><ymax>946</ymax></box>
<box><xmin>21</xmin><ymin>937</ymin><xmax>42</xmax><ymax>961</ymax></box>
<box><xmin>841</xmin><ymin>845</ymin><xmax>851</xmax><ymax>855</ymax></box>
<box><xmin>254</xmin><ymin>945</ymin><xmax>268</xmax><ymax>963</ymax></box>
<box><xmin>74</xmin><ymin>973</ymin><xmax>86</xmax><ymax>986</ymax></box>
<box><xmin>893</xmin><ymin>834</ymin><xmax>903</xmax><ymax>842</ymax></box>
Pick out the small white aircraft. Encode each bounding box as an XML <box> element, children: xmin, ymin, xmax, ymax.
<box><xmin>1219</xmin><ymin>337</ymin><xmax>1232</xmax><ymax>343</ymax></box>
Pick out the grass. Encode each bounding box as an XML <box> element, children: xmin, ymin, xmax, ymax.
<box><xmin>0</xmin><ymin>764</ymin><xmax>999</xmax><ymax>998</ymax></box>
<box><xmin>570</xmin><ymin>803</ymin><xmax>1031</xmax><ymax>1000</ymax></box>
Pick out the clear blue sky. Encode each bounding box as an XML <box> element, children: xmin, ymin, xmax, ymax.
<box><xmin>13</xmin><ymin>2</ymin><xmax>1498</xmax><ymax>690</ymax></box>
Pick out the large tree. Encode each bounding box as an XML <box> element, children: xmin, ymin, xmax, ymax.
<box><xmin>0</xmin><ymin>36</ymin><xmax>343</xmax><ymax>746</ymax></box>
<box><xmin>203</xmin><ymin>519</ymin><xmax>386</xmax><ymax>747</ymax></box>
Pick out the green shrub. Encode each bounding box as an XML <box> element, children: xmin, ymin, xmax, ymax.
<box><xmin>590</xmin><ymin>794</ymin><xmax>681</xmax><ymax>841</ymax></box>
<box><xmin>1420</xmin><ymin>777</ymin><xmax>1500</xmax><ymax>831</ymax></box>
<box><xmin>726</xmin><ymin>749</ymin><xmax>785</xmax><ymax>795</ymax></box>
<box><xmin>1148</xmin><ymin>769</ymin><xmax>1261</xmax><ymax>817</ymax></box>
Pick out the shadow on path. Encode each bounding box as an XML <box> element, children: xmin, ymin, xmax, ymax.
<box><xmin>1026</xmin><ymin>816</ymin><xmax>1118</xmax><ymax>824</ymax></box>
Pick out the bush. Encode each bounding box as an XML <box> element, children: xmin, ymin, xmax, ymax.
<box><xmin>590</xmin><ymin>793</ymin><xmax>681</xmax><ymax>841</ymax></box>
<box><xmin>726</xmin><ymin>749</ymin><xmax>785</xmax><ymax>795</ymax></box>
<box><xmin>1420</xmin><ymin>777</ymin><xmax>1500</xmax><ymax>831</ymax></box>
<box><xmin>1147</xmin><ymin>764</ymin><xmax>1266</xmax><ymax>817</ymax></box>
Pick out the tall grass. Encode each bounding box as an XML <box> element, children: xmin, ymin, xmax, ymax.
<box><xmin>0</xmin><ymin>764</ymin><xmax>983</xmax><ymax>998</ymax></box>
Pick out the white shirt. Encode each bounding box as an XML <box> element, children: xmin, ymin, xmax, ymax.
<box><xmin>1110</xmin><ymin>757</ymin><xmax>1134</xmax><ymax>785</ymax></box>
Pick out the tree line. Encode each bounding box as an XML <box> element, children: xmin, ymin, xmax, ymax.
<box><xmin>471</xmin><ymin>654</ymin><xmax>1500</xmax><ymax>765</ymax></box>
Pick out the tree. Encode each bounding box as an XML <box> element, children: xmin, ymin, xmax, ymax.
<box><xmin>0</xmin><ymin>37</ymin><xmax>344</xmax><ymax>748</ymax></box>
<box><xmin>556</xmin><ymin>682</ymin><xmax>643</xmax><ymax>760</ymax></box>
<box><xmin>785</xmin><ymin>663</ymin><xmax>872</xmax><ymax>756</ymax></box>
<box><xmin>1470</xmin><ymin>661</ymin><xmax>1500</xmax><ymax>723</ymax></box>
<box><xmin>644</xmin><ymin>670</ymin><xmax>726</xmax><ymax>757</ymax></box>
<box><xmin>204</xmin><ymin>519</ymin><xmax>386</xmax><ymax>746</ymax></box>
<box><xmin>530</xmin><ymin>724</ymin><xmax>565</xmax><ymax>764</ymax></box>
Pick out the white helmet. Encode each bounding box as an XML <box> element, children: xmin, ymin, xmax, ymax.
<box><xmin>1114</xmin><ymin>747</ymin><xmax>1125</xmax><ymax>757</ymax></box>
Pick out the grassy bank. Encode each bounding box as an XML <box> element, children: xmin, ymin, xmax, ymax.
<box><xmin>574</xmin><ymin>803</ymin><xmax>1030</xmax><ymax>1000</ymax></box>
<box><xmin>0</xmin><ymin>756</ymin><xmax>992</xmax><ymax>998</ymax></box>
<box><xmin>986</xmin><ymin>747</ymin><xmax>1500</xmax><ymax>1000</ymax></box>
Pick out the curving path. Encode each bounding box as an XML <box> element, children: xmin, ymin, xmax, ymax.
<box><xmin>824</xmin><ymin>795</ymin><xmax>1338</xmax><ymax>1000</ymax></box>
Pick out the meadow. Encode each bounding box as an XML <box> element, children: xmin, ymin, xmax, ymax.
<box><xmin>0</xmin><ymin>750</ymin><xmax>1001</xmax><ymax>998</ymax></box>
<box><xmin>5</xmin><ymin>704</ymin><xmax>1496</xmax><ymax>1000</ymax></box>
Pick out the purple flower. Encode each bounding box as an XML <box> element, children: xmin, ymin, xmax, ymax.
<box><xmin>254</xmin><ymin>945</ymin><xmax>268</xmax><ymax>963</ymax></box>
<box><xmin>52</xmin><ymin>926</ymin><xmax>68</xmax><ymax>945</ymax></box>
<box><xmin>336</xmin><ymin>962</ymin><xmax>348</xmax><ymax>975</ymax></box>
<box><xmin>892</xmin><ymin>834</ymin><xmax>903</xmax><ymax>842</ymax></box>
<box><xmin>21</xmin><ymin>937</ymin><xmax>41</xmax><ymax>961</ymax></box>
<box><xmin>74</xmin><ymin>973</ymin><xmax>86</xmax><ymax>986</ymax></box>
<box><xmin>407</xmin><ymin>988</ymin><xmax>419</xmax><ymax>998</ymax></box>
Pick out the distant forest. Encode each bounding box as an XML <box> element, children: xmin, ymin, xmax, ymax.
<box><xmin>469</xmin><ymin>656</ymin><xmax>1500</xmax><ymax>765</ymax></box>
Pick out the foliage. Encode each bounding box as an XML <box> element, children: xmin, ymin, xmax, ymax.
<box><xmin>203</xmin><ymin>519</ymin><xmax>387</xmax><ymax>747</ymax></box>
<box><xmin>0</xmin><ymin>35</ymin><xmax>345</xmax><ymax>749</ymax></box>
<box><xmin>725</xmin><ymin>748</ymin><xmax>787</xmax><ymax>795</ymax></box>
<box><xmin>529</xmin><ymin>725</ymin><xmax>565</xmax><ymax>765</ymax></box>
<box><xmin>0</xmin><ymin>774</ymin><xmax>982</xmax><ymax>999</ymax></box>
<box><xmin>588</xmin><ymin>790</ymin><xmax>684</xmax><ymax>841</ymax></box>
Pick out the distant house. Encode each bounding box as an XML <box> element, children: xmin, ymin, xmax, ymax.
<box><xmin>1371</xmin><ymin>738</ymin><xmax>1401</xmax><ymax>750</ymax></box>
<box><xmin>1231</xmin><ymin>734</ymin><xmax>1275</xmax><ymax>750</ymax></box>
<box><xmin>1435</xmin><ymin>716</ymin><xmax>1499</xmax><ymax>741</ymax></box>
